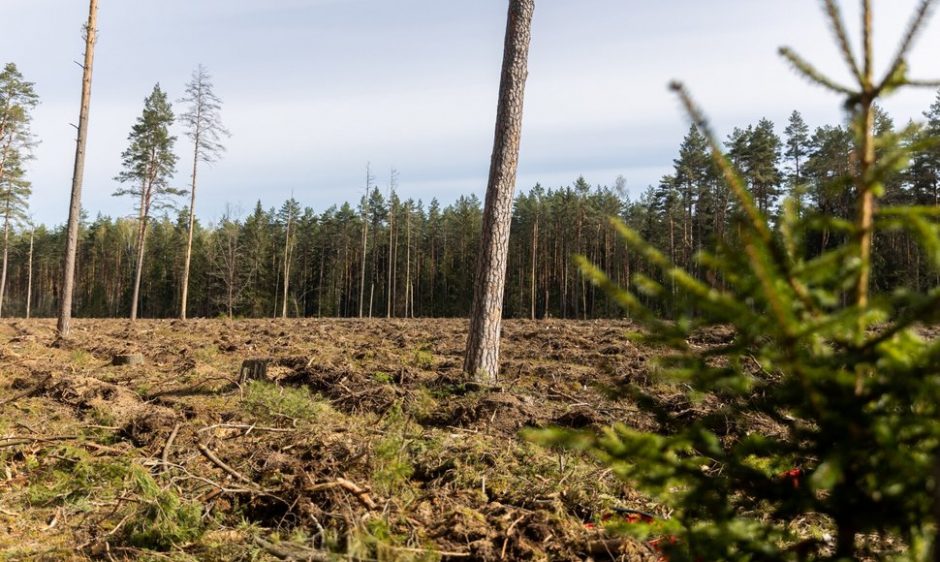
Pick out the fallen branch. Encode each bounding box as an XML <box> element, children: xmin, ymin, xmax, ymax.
<box><xmin>390</xmin><ymin>545</ymin><xmax>471</xmax><ymax>558</ymax></box>
<box><xmin>304</xmin><ymin>474</ymin><xmax>378</xmax><ymax>510</ymax></box>
<box><xmin>197</xmin><ymin>423</ymin><xmax>293</xmax><ymax>434</ymax></box>
<box><xmin>196</xmin><ymin>441</ymin><xmax>255</xmax><ymax>486</ymax></box>
<box><xmin>161</xmin><ymin>423</ymin><xmax>181</xmax><ymax>471</ymax></box>
<box><xmin>252</xmin><ymin>535</ymin><xmax>332</xmax><ymax>562</ymax></box>
<box><xmin>0</xmin><ymin>435</ymin><xmax>78</xmax><ymax>449</ymax></box>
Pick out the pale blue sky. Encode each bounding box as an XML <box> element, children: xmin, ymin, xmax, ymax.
<box><xmin>4</xmin><ymin>0</ymin><xmax>940</xmax><ymax>225</ymax></box>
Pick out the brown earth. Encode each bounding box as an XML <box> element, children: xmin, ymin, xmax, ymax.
<box><xmin>0</xmin><ymin>318</ymin><xmax>683</xmax><ymax>561</ymax></box>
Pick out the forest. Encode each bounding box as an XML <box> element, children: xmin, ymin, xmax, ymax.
<box><xmin>3</xmin><ymin>102</ymin><xmax>940</xmax><ymax>321</ymax></box>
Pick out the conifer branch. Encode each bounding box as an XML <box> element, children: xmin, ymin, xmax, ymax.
<box><xmin>820</xmin><ymin>0</ymin><xmax>863</xmax><ymax>81</ymax></box>
<box><xmin>880</xmin><ymin>0</ymin><xmax>936</xmax><ymax>93</ymax></box>
<box><xmin>778</xmin><ymin>47</ymin><xmax>855</xmax><ymax>96</ymax></box>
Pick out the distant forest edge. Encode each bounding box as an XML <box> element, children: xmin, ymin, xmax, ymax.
<box><xmin>5</xmin><ymin>96</ymin><xmax>940</xmax><ymax>320</ymax></box>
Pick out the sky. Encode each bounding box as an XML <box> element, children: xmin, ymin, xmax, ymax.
<box><xmin>3</xmin><ymin>0</ymin><xmax>940</xmax><ymax>226</ymax></box>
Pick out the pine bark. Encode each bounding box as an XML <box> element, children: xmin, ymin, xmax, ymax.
<box><xmin>130</xmin><ymin>208</ymin><xmax>148</xmax><ymax>322</ymax></box>
<box><xmin>464</xmin><ymin>0</ymin><xmax>535</xmax><ymax>381</ymax></box>
<box><xmin>25</xmin><ymin>227</ymin><xmax>32</xmax><ymax>318</ymax></box>
<box><xmin>180</xmin><ymin>122</ymin><xmax>200</xmax><ymax>320</ymax></box>
<box><xmin>57</xmin><ymin>0</ymin><xmax>97</xmax><ymax>337</ymax></box>
<box><xmin>281</xmin><ymin>210</ymin><xmax>292</xmax><ymax>318</ymax></box>
<box><xmin>0</xmin><ymin>213</ymin><xmax>9</xmax><ymax>318</ymax></box>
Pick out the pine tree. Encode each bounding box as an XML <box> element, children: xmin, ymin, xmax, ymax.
<box><xmin>784</xmin><ymin>110</ymin><xmax>810</xmax><ymax>194</ymax></box>
<box><xmin>59</xmin><ymin>0</ymin><xmax>98</xmax><ymax>338</ymax></box>
<box><xmin>464</xmin><ymin>0</ymin><xmax>536</xmax><ymax>380</ymax></box>
<box><xmin>114</xmin><ymin>84</ymin><xmax>180</xmax><ymax>321</ymax></box>
<box><xmin>0</xmin><ymin>63</ymin><xmax>37</xmax><ymax>318</ymax></box>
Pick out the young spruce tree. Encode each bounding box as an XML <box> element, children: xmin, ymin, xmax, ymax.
<box><xmin>536</xmin><ymin>2</ymin><xmax>940</xmax><ymax>560</ymax></box>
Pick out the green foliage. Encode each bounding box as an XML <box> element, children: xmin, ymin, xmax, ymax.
<box><xmin>371</xmin><ymin>405</ymin><xmax>416</xmax><ymax>497</ymax></box>
<box><xmin>113</xmin><ymin>83</ymin><xmax>182</xmax><ymax>213</ymax></box>
<box><xmin>27</xmin><ymin>446</ymin><xmax>130</xmax><ymax>507</ymax></box>
<box><xmin>123</xmin><ymin>466</ymin><xmax>204</xmax><ymax>550</ymax></box>
<box><xmin>0</xmin><ymin>62</ymin><xmax>38</xmax><ymax>229</ymax></box>
<box><xmin>241</xmin><ymin>380</ymin><xmax>328</xmax><ymax>423</ymax></box>
<box><xmin>535</xmin><ymin>3</ymin><xmax>940</xmax><ymax>560</ymax></box>
<box><xmin>26</xmin><ymin>447</ymin><xmax>203</xmax><ymax>550</ymax></box>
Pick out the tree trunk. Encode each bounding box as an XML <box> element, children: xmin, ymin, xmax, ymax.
<box><xmin>855</xmin><ymin>1</ymin><xmax>875</xmax><ymax>312</ymax></box>
<box><xmin>530</xmin><ymin>213</ymin><xmax>538</xmax><ymax>320</ymax></box>
<box><xmin>464</xmin><ymin>0</ymin><xmax>535</xmax><ymax>381</ymax></box>
<box><xmin>58</xmin><ymin>0</ymin><xmax>98</xmax><ymax>337</ymax></box>
<box><xmin>358</xmin><ymin>168</ymin><xmax>370</xmax><ymax>318</ymax></box>
<box><xmin>405</xmin><ymin>208</ymin><xmax>412</xmax><ymax>318</ymax></box>
<box><xmin>26</xmin><ymin>227</ymin><xmax>33</xmax><ymax>319</ymax></box>
<box><xmin>0</xmin><ymin>215</ymin><xmax>9</xmax><ymax>318</ymax></box>
<box><xmin>281</xmin><ymin>210</ymin><xmax>292</xmax><ymax>318</ymax></box>
<box><xmin>130</xmin><ymin>214</ymin><xmax>148</xmax><ymax>322</ymax></box>
<box><xmin>387</xmin><ymin>203</ymin><xmax>394</xmax><ymax>318</ymax></box>
<box><xmin>180</xmin><ymin>127</ymin><xmax>200</xmax><ymax>320</ymax></box>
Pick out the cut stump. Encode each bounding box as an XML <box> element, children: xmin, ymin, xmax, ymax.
<box><xmin>112</xmin><ymin>353</ymin><xmax>145</xmax><ymax>366</ymax></box>
<box><xmin>240</xmin><ymin>359</ymin><xmax>270</xmax><ymax>383</ymax></box>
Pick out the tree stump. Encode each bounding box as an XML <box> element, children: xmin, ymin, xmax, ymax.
<box><xmin>112</xmin><ymin>353</ymin><xmax>145</xmax><ymax>366</ymax></box>
<box><xmin>240</xmin><ymin>359</ymin><xmax>270</xmax><ymax>383</ymax></box>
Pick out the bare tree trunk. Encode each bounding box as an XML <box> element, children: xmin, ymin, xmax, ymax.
<box><xmin>405</xmin><ymin>207</ymin><xmax>412</xmax><ymax>318</ymax></box>
<box><xmin>0</xmin><ymin>215</ymin><xmax>9</xmax><ymax>318</ymax></box>
<box><xmin>180</xmin><ymin>129</ymin><xmax>200</xmax><ymax>320</ymax></box>
<box><xmin>358</xmin><ymin>165</ymin><xmax>370</xmax><ymax>318</ymax></box>
<box><xmin>26</xmin><ymin>227</ymin><xmax>33</xmax><ymax>319</ymax></box>
<box><xmin>317</xmin><ymin>245</ymin><xmax>325</xmax><ymax>318</ymax></box>
<box><xmin>130</xmin><ymin>214</ymin><xmax>148</xmax><ymax>322</ymax></box>
<box><xmin>58</xmin><ymin>0</ymin><xmax>97</xmax><ymax>337</ymax></box>
<box><xmin>530</xmin><ymin>213</ymin><xmax>537</xmax><ymax>320</ymax></box>
<box><xmin>281</xmin><ymin>210</ymin><xmax>292</xmax><ymax>318</ymax></box>
<box><xmin>464</xmin><ymin>0</ymin><xmax>535</xmax><ymax>381</ymax></box>
<box><xmin>387</xmin><ymin>213</ymin><xmax>394</xmax><ymax>318</ymax></box>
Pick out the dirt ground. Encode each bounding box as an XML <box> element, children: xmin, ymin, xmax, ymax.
<box><xmin>0</xmin><ymin>318</ymin><xmax>679</xmax><ymax>561</ymax></box>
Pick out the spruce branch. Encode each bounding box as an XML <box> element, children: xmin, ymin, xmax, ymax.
<box><xmin>820</xmin><ymin>0</ymin><xmax>863</xmax><ymax>81</ymax></box>
<box><xmin>880</xmin><ymin>0</ymin><xmax>937</xmax><ymax>93</ymax></box>
<box><xmin>778</xmin><ymin>47</ymin><xmax>856</xmax><ymax>96</ymax></box>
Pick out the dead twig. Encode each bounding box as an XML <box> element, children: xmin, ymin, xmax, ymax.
<box><xmin>197</xmin><ymin>423</ymin><xmax>294</xmax><ymax>434</ymax></box>
<box><xmin>161</xmin><ymin>423</ymin><xmax>181</xmax><ymax>472</ymax></box>
<box><xmin>304</xmin><ymin>473</ymin><xmax>378</xmax><ymax>510</ymax></box>
<box><xmin>501</xmin><ymin>514</ymin><xmax>526</xmax><ymax>559</ymax></box>
<box><xmin>196</xmin><ymin>441</ymin><xmax>255</xmax><ymax>487</ymax></box>
<box><xmin>0</xmin><ymin>435</ymin><xmax>78</xmax><ymax>449</ymax></box>
<box><xmin>252</xmin><ymin>535</ymin><xmax>332</xmax><ymax>561</ymax></box>
<box><xmin>389</xmin><ymin>545</ymin><xmax>471</xmax><ymax>558</ymax></box>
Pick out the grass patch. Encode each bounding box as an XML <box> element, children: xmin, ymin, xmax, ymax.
<box><xmin>68</xmin><ymin>349</ymin><xmax>95</xmax><ymax>367</ymax></box>
<box><xmin>411</xmin><ymin>349</ymin><xmax>434</xmax><ymax>370</ymax></box>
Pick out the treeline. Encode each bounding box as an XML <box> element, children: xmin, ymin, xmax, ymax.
<box><xmin>3</xmin><ymin>94</ymin><xmax>939</xmax><ymax>320</ymax></box>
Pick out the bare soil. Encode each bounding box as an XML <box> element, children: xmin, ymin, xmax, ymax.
<box><xmin>0</xmin><ymin>318</ymin><xmax>675</xmax><ymax>561</ymax></box>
